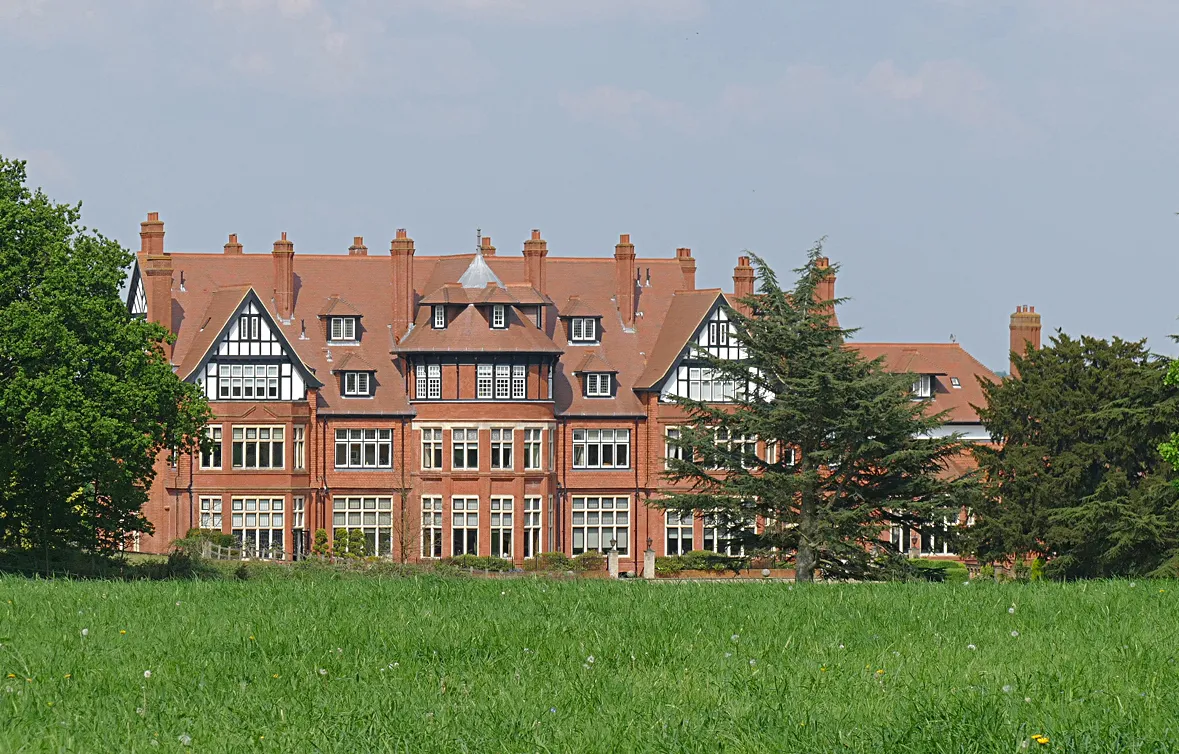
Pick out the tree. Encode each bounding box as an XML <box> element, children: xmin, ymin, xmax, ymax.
<box><xmin>971</xmin><ymin>334</ymin><xmax>1179</xmax><ymax>578</ymax></box>
<box><xmin>1160</xmin><ymin>340</ymin><xmax>1179</xmax><ymax>475</ymax></box>
<box><xmin>0</xmin><ymin>156</ymin><xmax>211</xmax><ymax>557</ymax></box>
<box><xmin>661</xmin><ymin>245</ymin><xmax>970</xmax><ymax>582</ymax></box>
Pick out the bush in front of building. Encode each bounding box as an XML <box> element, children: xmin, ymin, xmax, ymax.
<box><xmin>570</xmin><ymin>551</ymin><xmax>605</xmax><ymax>572</ymax></box>
<box><xmin>523</xmin><ymin>552</ymin><xmax>573</xmax><ymax>572</ymax></box>
<box><xmin>311</xmin><ymin>529</ymin><xmax>330</xmax><ymax>557</ymax></box>
<box><xmin>656</xmin><ymin>550</ymin><xmax>747</xmax><ymax>576</ymax></box>
<box><xmin>444</xmin><ymin>555</ymin><xmax>514</xmax><ymax>572</ymax></box>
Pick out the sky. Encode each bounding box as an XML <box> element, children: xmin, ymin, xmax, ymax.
<box><xmin>2</xmin><ymin>0</ymin><xmax>1177</xmax><ymax>371</ymax></box>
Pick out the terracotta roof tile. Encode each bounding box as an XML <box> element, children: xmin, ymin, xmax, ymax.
<box><xmin>329</xmin><ymin>352</ymin><xmax>378</xmax><ymax>373</ymax></box>
<box><xmin>572</xmin><ymin>351</ymin><xmax>617</xmax><ymax>373</ymax></box>
<box><xmin>396</xmin><ymin>304</ymin><xmax>562</xmax><ymax>354</ymax></box>
<box><xmin>319</xmin><ymin>295</ymin><xmax>363</xmax><ymax>318</ymax></box>
<box><xmin>633</xmin><ymin>290</ymin><xmax>724</xmax><ymax>390</ymax></box>
<box><xmin>852</xmin><ymin>342</ymin><xmax>998</xmax><ymax>423</ymax></box>
<box><xmin>559</xmin><ymin>295</ymin><xmax>604</xmax><ymax>319</ymax></box>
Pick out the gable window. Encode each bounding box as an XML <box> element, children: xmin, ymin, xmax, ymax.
<box><xmin>239</xmin><ymin>314</ymin><xmax>261</xmax><ymax>341</ymax></box>
<box><xmin>232</xmin><ymin>426</ymin><xmax>284</xmax><ymax>469</ymax></box>
<box><xmin>585</xmin><ymin>373</ymin><xmax>611</xmax><ymax>397</ymax></box>
<box><xmin>218</xmin><ymin>364</ymin><xmax>280</xmax><ymax>400</ymax></box>
<box><xmin>492</xmin><ymin>304</ymin><xmax>506</xmax><ymax>329</ymax></box>
<box><xmin>433</xmin><ymin>306</ymin><xmax>446</xmax><ymax>329</ymax></box>
<box><xmin>343</xmin><ymin>371</ymin><xmax>372</xmax><ymax>397</ymax></box>
<box><xmin>912</xmin><ymin>374</ymin><xmax>932</xmax><ymax>399</ymax></box>
<box><xmin>200</xmin><ymin>426</ymin><xmax>223</xmax><ymax>470</ymax></box>
<box><xmin>572</xmin><ymin>428</ymin><xmax>630</xmax><ymax>469</ymax></box>
<box><xmin>570</xmin><ymin>317</ymin><xmax>597</xmax><ymax>343</ymax></box>
<box><xmin>708</xmin><ymin>321</ymin><xmax>730</xmax><ymax>347</ymax></box>
<box><xmin>329</xmin><ymin>317</ymin><xmax>357</xmax><ymax>342</ymax></box>
<box><xmin>335</xmin><ymin>429</ymin><xmax>393</xmax><ymax>469</ymax></box>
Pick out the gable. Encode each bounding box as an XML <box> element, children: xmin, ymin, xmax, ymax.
<box><xmin>657</xmin><ymin>300</ymin><xmax>748</xmax><ymax>402</ymax></box>
<box><xmin>181</xmin><ymin>288</ymin><xmax>323</xmax><ymax>401</ymax></box>
<box><xmin>126</xmin><ymin>261</ymin><xmax>146</xmax><ymax>318</ymax></box>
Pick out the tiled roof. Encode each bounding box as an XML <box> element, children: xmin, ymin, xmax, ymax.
<box><xmin>633</xmin><ymin>289</ymin><xmax>726</xmax><ymax>390</ymax></box>
<box><xmin>396</xmin><ymin>304</ymin><xmax>563</xmax><ymax>354</ymax></box>
<box><xmin>572</xmin><ymin>351</ymin><xmax>617</xmax><ymax>374</ymax></box>
<box><xmin>852</xmin><ymin>342</ymin><xmax>998</xmax><ymax>423</ymax></box>
<box><xmin>559</xmin><ymin>296</ymin><xmax>604</xmax><ymax>319</ymax></box>
<box><xmin>319</xmin><ymin>295</ymin><xmax>363</xmax><ymax>318</ymax></box>
<box><xmin>329</xmin><ymin>352</ymin><xmax>377</xmax><ymax>373</ymax></box>
<box><xmin>175</xmin><ymin>286</ymin><xmax>253</xmax><ymax>381</ymax></box>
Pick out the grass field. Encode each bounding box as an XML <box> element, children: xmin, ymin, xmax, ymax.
<box><xmin>2</xmin><ymin>572</ymin><xmax>1178</xmax><ymax>753</ymax></box>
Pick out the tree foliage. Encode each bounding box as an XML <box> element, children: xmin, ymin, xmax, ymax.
<box><xmin>970</xmin><ymin>334</ymin><xmax>1179</xmax><ymax>578</ymax></box>
<box><xmin>0</xmin><ymin>156</ymin><xmax>210</xmax><ymax>555</ymax></box>
<box><xmin>659</xmin><ymin>245</ymin><xmax>971</xmax><ymax>582</ymax></box>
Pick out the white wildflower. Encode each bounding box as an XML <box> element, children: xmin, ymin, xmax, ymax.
<box><xmin>586</xmin><ymin>656</ymin><xmax>594</xmax><ymax>664</ymax></box>
<box><xmin>81</xmin><ymin>629</ymin><xmax>88</xmax><ymax>637</ymax></box>
<box><xmin>1008</xmin><ymin>606</ymin><xmax>1016</xmax><ymax>614</ymax></box>
<box><xmin>318</xmin><ymin>668</ymin><xmax>327</xmax><ymax>676</ymax></box>
<box><xmin>178</xmin><ymin>733</ymin><xmax>192</xmax><ymax>746</ymax></box>
<box><xmin>143</xmin><ymin>670</ymin><xmax>152</xmax><ymax>679</ymax></box>
<box><xmin>1011</xmin><ymin>631</ymin><xmax>1020</xmax><ymax>638</ymax></box>
<box><xmin>749</xmin><ymin>659</ymin><xmax>757</xmax><ymax>667</ymax></box>
<box><xmin>731</xmin><ymin>634</ymin><xmax>739</xmax><ymax>643</ymax></box>
<box><xmin>1002</xmin><ymin>685</ymin><xmax>1012</xmax><ymax>693</ymax></box>
<box><xmin>967</xmin><ymin>644</ymin><xmax>977</xmax><ymax>651</ymax></box>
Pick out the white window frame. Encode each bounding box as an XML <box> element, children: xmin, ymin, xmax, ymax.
<box><xmin>571</xmin><ymin>496</ymin><xmax>629</xmax><ymax>555</ymax></box>
<box><xmin>490</xmin><ymin>428</ymin><xmax>513</xmax><ymax>470</ymax></box>
<box><xmin>703</xmin><ymin>513</ymin><xmax>754</xmax><ymax>556</ymax></box>
<box><xmin>329</xmin><ymin>317</ymin><xmax>357</xmax><ymax>342</ymax></box>
<box><xmin>331</xmin><ymin>496</ymin><xmax>394</xmax><ymax>557</ymax></box>
<box><xmin>231</xmin><ymin>425</ymin><xmax>285</xmax><ymax>469</ymax></box>
<box><xmin>200</xmin><ymin>426</ymin><xmax>223</xmax><ymax>470</ymax></box>
<box><xmin>199</xmin><ymin>496</ymin><xmax>223</xmax><ymax>530</ymax></box>
<box><xmin>495</xmin><ymin>364</ymin><xmax>511</xmax><ymax>400</ymax></box>
<box><xmin>585</xmin><ymin>373</ymin><xmax>611</xmax><ymax>397</ymax></box>
<box><xmin>665</xmin><ymin>427</ymin><xmax>684</xmax><ymax>469</ymax></box>
<box><xmin>421</xmin><ymin>496</ymin><xmax>444</xmax><ymax>558</ymax></box>
<box><xmin>231</xmin><ymin>496</ymin><xmax>285</xmax><ymax>559</ymax></box>
<box><xmin>292</xmin><ymin>426</ymin><xmax>306</xmax><ymax>470</ymax></box>
<box><xmin>334</xmin><ymin>428</ymin><xmax>393</xmax><ymax>469</ymax></box>
<box><xmin>427</xmin><ymin>364</ymin><xmax>441</xmax><ymax>399</ymax></box>
<box><xmin>451</xmin><ymin>497</ymin><xmax>479</xmax><ymax>556</ymax></box>
<box><xmin>665</xmin><ymin>510</ymin><xmax>694</xmax><ymax>555</ymax></box>
<box><xmin>524</xmin><ymin>428</ymin><xmax>543</xmax><ymax>470</ymax></box>
<box><xmin>421</xmin><ymin>428</ymin><xmax>444</xmax><ymax>470</ymax></box>
<box><xmin>572</xmin><ymin>428</ymin><xmax>631</xmax><ymax>469</ymax></box>
<box><xmin>524</xmin><ymin>496</ymin><xmax>543</xmax><ymax>558</ymax></box>
<box><xmin>477</xmin><ymin>364</ymin><xmax>493</xmax><ymax>399</ymax></box>
<box><xmin>451</xmin><ymin>428</ymin><xmax>479</xmax><ymax>470</ymax></box>
<box><xmin>512</xmin><ymin>364</ymin><xmax>526</xmax><ymax>399</ymax></box>
<box><xmin>344</xmin><ymin>371</ymin><xmax>371</xmax><ymax>397</ymax></box>
<box><xmin>492</xmin><ymin>304</ymin><xmax>506</xmax><ymax>329</ymax></box>
<box><xmin>490</xmin><ymin>497</ymin><xmax>514</xmax><ymax>559</ymax></box>
<box><xmin>912</xmin><ymin>374</ymin><xmax>932</xmax><ymax>399</ymax></box>
<box><xmin>433</xmin><ymin>305</ymin><xmax>446</xmax><ymax>329</ymax></box>
<box><xmin>570</xmin><ymin>317</ymin><xmax>597</xmax><ymax>343</ymax></box>
<box><xmin>218</xmin><ymin>363</ymin><xmax>280</xmax><ymax>401</ymax></box>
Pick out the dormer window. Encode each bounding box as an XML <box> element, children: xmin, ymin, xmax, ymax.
<box><xmin>330</xmin><ymin>317</ymin><xmax>357</xmax><ymax>342</ymax></box>
<box><xmin>912</xmin><ymin>374</ymin><xmax>932</xmax><ymax>399</ymax></box>
<box><xmin>343</xmin><ymin>371</ymin><xmax>372</xmax><ymax>397</ymax></box>
<box><xmin>950</xmin><ymin>377</ymin><xmax>961</xmax><ymax>389</ymax></box>
<box><xmin>433</xmin><ymin>306</ymin><xmax>446</xmax><ymax>330</ymax></box>
<box><xmin>585</xmin><ymin>373</ymin><xmax>612</xmax><ymax>397</ymax></box>
<box><xmin>492</xmin><ymin>304</ymin><xmax>506</xmax><ymax>329</ymax></box>
<box><xmin>570</xmin><ymin>317</ymin><xmax>597</xmax><ymax>343</ymax></box>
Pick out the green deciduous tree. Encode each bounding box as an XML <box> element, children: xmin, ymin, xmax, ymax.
<box><xmin>1160</xmin><ymin>341</ymin><xmax>1179</xmax><ymax>475</ymax></box>
<box><xmin>660</xmin><ymin>246</ymin><xmax>970</xmax><ymax>582</ymax></box>
<box><xmin>0</xmin><ymin>156</ymin><xmax>210</xmax><ymax>556</ymax></box>
<box><xmin>971</xmin><ymin>334</ymin><xmax>1179</xmax><ymax>578</ymax></box>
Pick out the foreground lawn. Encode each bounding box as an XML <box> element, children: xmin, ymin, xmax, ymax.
<box><xmin>1</xmin><ymin>574</ymin><xmax>1177</xmax><ymax>753</ymax></box>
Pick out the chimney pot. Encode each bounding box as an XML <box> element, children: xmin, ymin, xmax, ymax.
<box><xmin>229</xmin><ymin>233</ymin><xmax>237</xmax><ymax>243</ymax></box>
<box><xmin>224</xmin><ymin>233</ymin><xmax>243</xmax><ymax>255</ymax></box>
<box><xmin>1009</xmin><ymin>304</ymin><xmax>1043</xmax><ymax>377</ymax></box>
<box><xmin>523</xmin><ymin>229</ymin><xmax>549</xmax><ymax>295</ymax></box>
<box><xmin>619</xmin><ymin>234</ymin><xmax>630</xmax><ymax>245</ymax></box>
<box><xmin>281</xmin><ymin>231</ymin><xmax>287</xmax><ymax>241</ymax></box>
<box><xmin>147</xmin><ymin>212</ymin><xmax>159</xmax><ymax>222</ymax></box>
<box><xmin>272</xmin><ymin>233</ymin><xmax>295</xmax><ymax>320</ymax></box>
<box><xmin>531</xmin><ymin>229</ymin><xmax>541</xmax><ymax>240</ymax></box>
<box><xmin>676</xmin><ymin>247</ymin><xmax>696</xmax><ymax>289</ymax></box>
<box><xmin>396</xmin><ymin>228</ymin><xmax>407</xmax><ymax>239</ymax></box>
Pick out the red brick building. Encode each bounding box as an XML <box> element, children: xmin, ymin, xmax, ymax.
<box><xmin>127</xmin><ymin>213</ymin><xmax>1032</xmax><ymax>571</ymax></box>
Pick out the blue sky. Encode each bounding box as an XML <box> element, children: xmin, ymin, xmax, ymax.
<box><xmin>2</xmin><ymin>0</ymin><xmax>1176</xmax><ymax>370</ymax></box>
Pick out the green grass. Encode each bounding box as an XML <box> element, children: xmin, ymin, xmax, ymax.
<box><xmin>2</xmin><ymin>573</ymin><xmax>1178</xmax><ymax>753</ymax></box>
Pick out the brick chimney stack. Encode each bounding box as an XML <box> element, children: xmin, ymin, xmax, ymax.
<box><xmin>272</xmin><ymin>232</ymin><xmax>295</xmax><ymax>322</ymax></box>
<box><xmin>223</xmin><ymin>233</ymin><xmax>243</xmax><ymax>254</ymax></box>
<box><xmin>732</xmin><ymin>255</ymin><xmax>755</xmax><ymax>315</ymax></box>
<box><xmin>615</xmin><ymin>234</ymin><xmax>636</xmax><ymax>328</ymax></box>
<box><xmin>523</xmin><ymin>229</ymin><xmax>548</xmax><ymax>295</ymax></box>
<box><xmin>390</xmin><ymin>228</ymin><xmax>416</xmax><ymax>341</ymax></box>
<box><xmin>349</xmin><ymin>236</ymin><xmax>368</xmax><ymax>256</ymax></box>
<box><xmin>815</xmin><ymin>256</ymin><xmax>836</xmax><ymax>314</ymax></box>
<box><xmin>676</xmin><ymin>247</ymin><xmax>696</xmax><ymax>290</ymax></box>
<box><xmin>1009</xmin><ymin>304</ymin><xmax>1042</xmax><ymax>377</ymax></box>
<box><xmin>481</xmin><ymin>236</ymin><xmax>496</xmax><ymax>256</ymax></box>
<box><xmin>140</xmin><ymin>212</ymin><xmax>173</xmax><ymax>344</ymax></box>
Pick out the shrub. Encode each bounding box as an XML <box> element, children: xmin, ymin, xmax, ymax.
<box><xmin>908</xmin><ymin>559</ymin><xmax>968</xmax><ymax>583</ymax></box>
<box><xmin>333</xmin><ymin>528</ymin><xmax>350</xmax><ymax>558</ymax></box>
<box><xmin>444</xmin><ymin>555</ymin><xmax>514</xmax><ymax>572</ymax></box>
<box><xmin>524</xmin><ymin>552</ymin><xmax>572</xmax><ymax>572</ymax></box>
<box><xmin>680</xmin><ymin>550</ymin><xmax>746</xmax><ymax>574</ymax></box>
<box><xmin>655</xmin><ymin>556</ymin><xmax>685</xmax><ymax>576</ymax></box>
<box><xmin>311</xmin><ymin>528</ymin><xmax>330</xmax><ymax>557</ymax></box>
<box><xmin>1030</xmin><ymin>557</ymin><xmax>1045</xmax><ymax>582</ymax></box>
<box><xmin>348</xmin><ymin>529</ymin><xmax>368</xmax><ymax>559</ymax></box>
<box><xmin>571</xmin><ymin>551</ymin><xmax>605</xmax><ymax>572</ymax></box>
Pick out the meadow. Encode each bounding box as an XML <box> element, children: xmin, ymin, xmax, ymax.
<box><xmin>1</xmin><ymin>572</ymin><xmax>1177</xmax><ymax>753</ymax></box>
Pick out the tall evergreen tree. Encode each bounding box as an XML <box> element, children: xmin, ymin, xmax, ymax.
<box><xmin>971</xmin><ymin>334</ymin><xmax>1179</xmax><ymax>578</ymax></box>
<box><xmin>0</xmin><ymin>156</ymin><xmax>210</xmax><ymax>555</ymax></box>
<box><xmin>660</xmin><ymin>245</ymin><xmax>970</xmax><ymax>582</ymax></box>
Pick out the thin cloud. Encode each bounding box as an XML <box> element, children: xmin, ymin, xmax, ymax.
<box><xmin>558</xmin><ymin>85</ymin><xmax>697</xmax><ymax>137</ymax></box>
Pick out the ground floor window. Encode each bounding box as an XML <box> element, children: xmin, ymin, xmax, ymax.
<box><xmin>421</xmin><ymin>497</ymin><xmax>444</xmax><ymax>558</ymax></box>
<box><xmin>490</xmin><ymin>497</ymin><xmax>514</xmax><ymax>559</ymax></box>
<box><xmin>703</xmin><ymin>513</ymin><xmax>753</xmax><ymax>556</ymax></box>
<box><xmin>452</xmin><ymin>497</ymin><xmax>479</xmax><ymax>556</ymax></box>
<box><xmin>231</xmin><ymin>497</ymin><xmax>285</xmax><ymax>559</ymax></box>
<box><xmin>199</xmin><ymin>496</ymin><xmax>223</xmax><ymax>530</ymax></box>
<box><xmin>291</xmin><ymin>496</ymin><xmax>306</xmax><ymax>559</ymax></box>
<box><xmin>332</xmin><ymin>496</ymin><xmax>394</xmax><ymax>556</ymax></box>
<box><xmin>571</xmin><ymin>496</ymin><xmax>629</xmax><ymax>555</ymax></box>
<box><xmin>524</xmin><ymin>497</ymin><xmax>543</xmax><ymax>558</ymax></box>
<box><xmin>665</xmin><ymin>510</ymin><xmax>693</xmax><ymax>555</ymax></box>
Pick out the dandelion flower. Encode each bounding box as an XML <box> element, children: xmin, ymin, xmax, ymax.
<box><xmin>1011</xmin><ymin>631</ymin><xmax>1020</xmax><ymax>638</ymax></box>
<box><xmin>820</xmin><ymin>666</ymin><xmax>827</xmax><ymax>672</ymax></box>
<box><xmin>120</xmin><ymin>630</ymin><xmax>127</xmax><ymax>635</ymax></box>
<box><xmin>47</xmin><ymin>701</ymin><xmax>53</xmax><ymax>707</ymax></box>
<box><xmin>5</xmin><ymin>674</ymin><xmax>13</xmax><ymax>679</ymax></box>
<box><xmin>1130</xmin><ymin>582</ymin><xmax>1136</xmax><ymax>588</ymax></box>
<box><xmin>272</xmin><ymin>674</ymin><xmax>279</xmax><ymax>679</ymax></box>
<box><xmin>81</xmin><ymin>629</ymin><xmax>88</xmax><ymax>637</ymax></box>
<box><xmin>248</xmin><ymin>636</ymin><xmax>255</xmax><ymax>641</ymax></box>
<box><xmin>876</xmin><ymin>669</ymin><xmax>885</xmax><ymax>675</ymax></box>
<box><xmin>63</xmin><ymin>674</ymin><xmax>71</xmax><ymax>679</ymax></box>
<box><xmin>143</xmin><ymin>670</ymin><xmax>152</xmax><ymax>679</ymax></box>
